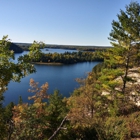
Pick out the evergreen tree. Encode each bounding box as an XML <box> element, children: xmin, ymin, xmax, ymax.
<box><xmin>107</xmin><ymin>1</ymin><xmax>140</xmax><ymax>93</ymax></box>
<box><xmin>100</xmin><ymin>1</ymin><xmax>140</xmax><ymax>97</ymax></box>
<box><xmin>44</xmin><ymin>90</ymin><xmax>68</xmax><ymax>139</ymax></box>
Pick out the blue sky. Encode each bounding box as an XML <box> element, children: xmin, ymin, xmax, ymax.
<box><xmin>0</xmin><ymin>0</ymin><xmax>137</xmax><ymax>46</ymax></box>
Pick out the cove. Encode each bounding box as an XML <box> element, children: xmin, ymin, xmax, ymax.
<box><xmin>3</xmin><ymin>49</ymin><xmax>100</xmax><ymax>106</ymax></box>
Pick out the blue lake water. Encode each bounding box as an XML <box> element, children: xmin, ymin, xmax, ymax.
<box><xmin>3</xmin><ymin>48</ymin><xmax>100</xmax><ymax>106</ymax></box>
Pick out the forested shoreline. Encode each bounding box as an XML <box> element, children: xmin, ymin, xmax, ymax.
<box><xmin>0</xmin><ymin>1</ymin><xmax>140</xmax><ymax>139</ymax></box>
<box><xmin>32</xmin><ymin>51</ymin><xmax>103</xmax><ymax>64</ymax></box>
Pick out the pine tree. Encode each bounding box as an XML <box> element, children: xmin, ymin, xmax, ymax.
<box><xmin>99</xmin><ymin>1</ymin><xmax>140</xmax><ymax>116</ymax></box>
<box><xmin>45</xmin><ymin>90</ymin><xmax>68</xmax><ymax>138</ymax></box>
<box><xmin>108</xmin><ymin>1</ymin><xmax>140</xmax><ymax>93</ymax></box>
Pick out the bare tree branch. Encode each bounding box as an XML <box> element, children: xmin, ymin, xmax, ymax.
<box><xmin>48</xmin><ymin>116</ymin><xmax>67</xmax><ymax>140</ymax></box>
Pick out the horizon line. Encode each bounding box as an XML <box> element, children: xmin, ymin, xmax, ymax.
<box><xmin>13</xmin><ymin>42</ymin><xmax>112</xmax><ymax>47</ymax></box>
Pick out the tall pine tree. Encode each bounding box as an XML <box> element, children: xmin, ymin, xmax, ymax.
<box><xmin>99</xmin><ymin>1</ymin><xmax>140</xmax><ymax>116</ymax></box>
<box><xmin>101</xmin><ymin>1</ymin><xmax>140</xmax><ymax>94</ymax></box>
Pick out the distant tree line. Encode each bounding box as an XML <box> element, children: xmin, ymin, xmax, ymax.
<box><xmin>32</xmin><ymin>51</ymin><xmax>103</xmax><ymax>64</ymax></box>
<box><xmin>15</xmin><ymin>42</ymin><xmax>111</xmax><ymax>52</ymax></box>
<box><xmin>44</xmin><ymin>45</ymin><xmax>111</xmax><ymax>51</ymax></box>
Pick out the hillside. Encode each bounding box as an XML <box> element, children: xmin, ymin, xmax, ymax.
<box><xmin>9</xmin><ymin>43</ymin><xmax>23</xmax><ymax>53</ymax></box>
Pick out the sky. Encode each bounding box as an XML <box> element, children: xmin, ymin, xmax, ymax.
<box><xmin>0</xmin><ymin>0</ymin><xmax>138</xmax><ymax>46</ymax></box>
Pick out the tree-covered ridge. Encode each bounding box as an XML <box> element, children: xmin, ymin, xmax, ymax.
<box><xmin>0</xmin><ymin>1</ymin><xmax>140</xmax><ymax>140</ymax></box>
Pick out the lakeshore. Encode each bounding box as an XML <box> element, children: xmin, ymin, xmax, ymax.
<box><xmin>31</xmin><ymin>62</ymin><xmax>64</xmax><ymax>65</ymax></box>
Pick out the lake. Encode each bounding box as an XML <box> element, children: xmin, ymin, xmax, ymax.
<box><xmin>3</xmin><ymin>48</ymin><xmax>100</xmax><ymax>106</ymax></box>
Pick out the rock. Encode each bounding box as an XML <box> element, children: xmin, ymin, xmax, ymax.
<box><xmin>102</xmin><ymin>67</ymin><xmax>140</xmax><ymax>106</ymax></box>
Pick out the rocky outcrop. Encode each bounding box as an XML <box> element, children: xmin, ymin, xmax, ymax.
<box><xmin>102</xmin><ymin>67</ymin><xmax>140</xmax><ymax>106</ymax></box>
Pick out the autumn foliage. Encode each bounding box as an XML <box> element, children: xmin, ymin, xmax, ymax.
<box><xmin>0</xmin><ymin>1</ymin><xmax>140</xmax><ymax>140</ymax></box>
